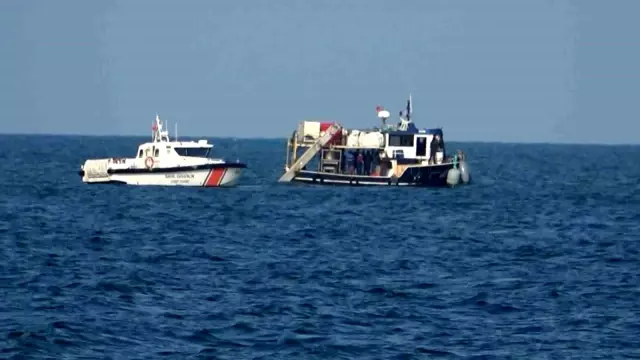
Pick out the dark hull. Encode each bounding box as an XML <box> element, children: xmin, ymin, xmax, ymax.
<box><xmin>292</xmin><ymin>163</ymin><xmax>455</xmax><ymax>187</ymax></box>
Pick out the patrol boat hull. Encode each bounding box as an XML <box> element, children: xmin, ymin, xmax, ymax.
<box><xmin>78</xmin><ymin>163</ymin><xmax>246</xmax><ymax>187</ymax></box>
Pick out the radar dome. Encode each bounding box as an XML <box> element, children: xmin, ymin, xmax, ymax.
<box><xmin>377</xmin><ymin>110</ymin><xmax>390</xmax><ymax>119</ymax></box>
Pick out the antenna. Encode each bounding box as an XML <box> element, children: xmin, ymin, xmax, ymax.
<box><xmin>152</xmin><ymin>113</ymin><xmax>160</xmax><ymax>141</ymax></box>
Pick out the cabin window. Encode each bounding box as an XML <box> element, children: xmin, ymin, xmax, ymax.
<box><xmin>138</xmin><ymin>149</ymin><xmax>143</xmax><ymax>158</ymax></box>
<box><xmin>145</xmin><ymin>148</ymin><xmax>150</xmax><ymax>157</ymax></box>
<box><xmin>174</xmin><ymin>147</ymin><xmax>210</xmax><ymax>157</ymax></box>
<box><xmin>154</xmin><ymin>148</ymin><xmax>160</xmax><ymax>157</ymax></box>
<box><xmin>416</xmin><ymin>137</ymin><xmax>427</xmax><ymax>156</ymax></box>
<box><xmin>388</xmin><ymin>135</ymin><xmax>414</xmax><ymax>147</ymax></box>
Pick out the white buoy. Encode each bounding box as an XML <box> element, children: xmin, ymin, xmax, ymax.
<box><xmin>459</xmin><ymin>161</ymin><xmax>471</xmax><ymax>184</ymax></box>
<box><xmin>446</xmin><ymin>168</ymin><xmax>461</xmax><ymax>187</ymax></box>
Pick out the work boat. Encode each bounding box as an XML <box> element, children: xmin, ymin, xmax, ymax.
<box><xmin>78</xmin><ymin>115</ymin><xmax>247</xmax><ymax>187</ymax></box>
<box><xmin>278</xmin><ymin>95</ymin><xmax>471</xmax><ymax>187</ymax></box>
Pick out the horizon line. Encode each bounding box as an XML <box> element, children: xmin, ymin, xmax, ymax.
<box><xmin>0</xmin><ymin>131</ymin><xmax>638</xmax><ymax>147</ymax></box>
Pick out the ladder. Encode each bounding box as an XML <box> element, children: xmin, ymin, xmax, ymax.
<box><xmin>278</xmin><ymin>123</ymin><xmax>342</xmax><ymax>182</ymax></box>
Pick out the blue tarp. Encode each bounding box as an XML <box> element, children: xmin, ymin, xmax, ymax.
<box><xmin>422</xmin><ymin>128</ymin><xmax>444</xmax><ymax>136</ymax></box>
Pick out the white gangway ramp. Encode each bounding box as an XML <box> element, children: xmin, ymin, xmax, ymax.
<box><xmin>278</xmin><ymin>123</ymin><xmax>342</xmax><ymax>183</ymax></box>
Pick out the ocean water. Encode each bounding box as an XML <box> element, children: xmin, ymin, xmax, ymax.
<box><xmin>1</xmin><ymin>134</ymin><xmax>639</xmax><ymax>359</ymax></box>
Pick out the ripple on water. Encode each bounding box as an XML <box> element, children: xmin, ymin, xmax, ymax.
<box><xmin>1</xmin><ymin>137</ymin><xmax>640</xmax><ymax>358</ymax></box>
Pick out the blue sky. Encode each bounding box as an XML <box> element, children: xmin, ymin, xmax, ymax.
<box><xmin>1</xmin><ymin>0</ymin><xmax>638</xmax><ymax>144</ymax></box>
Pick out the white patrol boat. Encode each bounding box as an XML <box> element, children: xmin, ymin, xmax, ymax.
<box><xmin>78</xmin><ymin>115</ymin><xmax>246</xmax><ymax>187</ymax></box>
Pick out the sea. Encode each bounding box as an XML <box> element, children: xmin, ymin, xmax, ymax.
<box><xmin>1</xmin><ymin>134</ymin><xmax>639</xmax><ymax>359</ymax></box>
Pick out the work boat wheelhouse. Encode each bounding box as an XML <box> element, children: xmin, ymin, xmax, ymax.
<box><xmin>278</xmin><ymin>95</ymin><xmax>471</xmax><ymax>187</ymax></box>
<box><xmin>78</xmin><ymin>115</ymin><xmax>247</xmax><ymax>187</ymax></box>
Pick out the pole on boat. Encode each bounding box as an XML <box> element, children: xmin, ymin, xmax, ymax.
<box><xmin>153</xmin><ymin>113</ymin><xmax>160</xmax><ymax>141</ymax></box>
<box><xmin>285</xmin><ymin>135</ymin><xmax>291</xmax><ymax>170</ymax></box>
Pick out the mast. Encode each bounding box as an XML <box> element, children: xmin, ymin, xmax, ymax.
<box><xmin>152</xmin><ymin>113</ymin><xmax>160</xmax><ymax>141</ymax></box>
<box><xmin>152</xmin><ymin>113</ymin><xmax>170</xmax><ymax>142</ymax></box>
<box><xmin>397</xmin><ymin>94</ymin><xmax>413</xmax><ymax>131</ymax></box>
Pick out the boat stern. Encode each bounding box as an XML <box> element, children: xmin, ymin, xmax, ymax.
<box><xmin>79</xmin><ymin>159</ymin><xmax>112</xmax><ymax>184</ymax></box>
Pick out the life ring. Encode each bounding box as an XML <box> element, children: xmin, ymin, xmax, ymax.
<box><xmin>144</xmin><ymin>156</ymin><xmax>154</xmax><ymax>169</ymax></box>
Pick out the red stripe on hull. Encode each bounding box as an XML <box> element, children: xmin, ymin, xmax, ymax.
<box><xmin>204</xmin><ymin>168</ymin><xmax>227</xmax><ymax>187</ymax></box>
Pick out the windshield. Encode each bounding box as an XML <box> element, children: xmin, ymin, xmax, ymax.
<box><xmin>174</xmin><ymin>147</ymin><xmax>210</xmax><ymax>157</ymax></box>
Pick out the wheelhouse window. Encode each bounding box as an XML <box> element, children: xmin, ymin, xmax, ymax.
<box><xmin>416</xmin><ymin>137</ymin><xmax>427</xmax><ymax>156</ymax></box>
<box><xmin>138</xmin><ymin>149</ymin><xmax>143</xmax><ymax>158</ymax></box>
<box><xmin>388</xmin><ymin>134</ymin><xmax>414</xmax><ymax>147</ymax></box>
<box><xmin>174</xmin><ymin>147</ymin><xmax>210</xmax><ymax>157</ymax></box>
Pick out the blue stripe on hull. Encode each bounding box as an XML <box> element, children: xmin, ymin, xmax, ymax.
<box><xmin>84</xmin><ymin>180</ymin><xmax>128</xmax><ymax>185</ymax></box>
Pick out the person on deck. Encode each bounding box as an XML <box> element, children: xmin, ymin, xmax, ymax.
<box><xmin>356</xmin><ymin>151</ymin><xmax>364</xmax><ymax>175</ymax></box>
<box><xmin>363</xmin><ymin>151</ymin><xmax>371</xmax><ymax>176</ymax></box>
<box><xmin>371</xmin><ymin>151</ymin><xmax>380</xmax><ymax>175</ymax></box>
<box><xmin>345</xmin><ymin>151</ymin><xmax>354</xmax><ymax>174</ymax></box>
<box><xmin>429</xmin><ymin>135</ymin><xmax>441</xmax><ymax>164</ymax></box>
